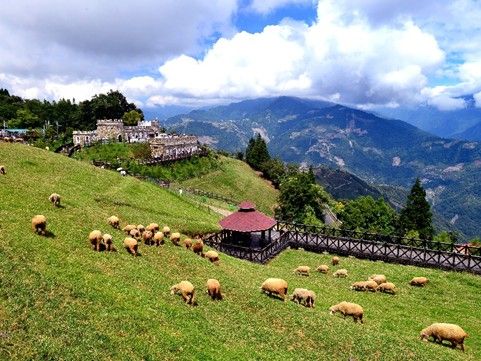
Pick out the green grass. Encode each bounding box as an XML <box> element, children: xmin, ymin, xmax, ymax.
<box><xmin>176</xmin><ymin>156</ymin><xmax>279</xmax><ymax>215</ymax></box>
<box><xmin>1</xmin><ymin>143</ymin><xmax>481</xmax><ymax>360</ymax></box>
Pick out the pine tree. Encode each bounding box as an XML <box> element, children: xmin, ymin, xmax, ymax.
<box><xmin>399</xmin><ymin>178</ymin><xmax>434</xmax><ymax>239</ymax></box>
<box><xmin>245</xmin><ymin>133</ymin><xmax>270</xmax><ymax>170</ymax></box>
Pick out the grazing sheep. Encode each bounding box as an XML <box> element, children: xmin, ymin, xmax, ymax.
<box><xmin>332</xmin><ymin>256</ymin><xmax>340</xmax><ymax>266</ymax></box>
<box><xmin>153</xmin><ymin>231</ymin><xmax>164</xmax><ymax>246</ymax></box>
<box><xmin>170</xmin><ymin>280</ymin><xmax>196</xmax><ymax>305</ymax></box>
<box><xmin>290</xmin><ymin>288</ymin><xmax>316</xmax><ymax>308</ymax></box>
<box><xmin>89</xmin><ymin>230</ymin><xmax>103</xmax><ymax>251</ymax></box>
<box><xmin>420</xmin><ymin>323</ymin><xmax>468</xmax><ymax>351</ymax></box>
<box><xmin>0</xmin><ymin>165</ymin><xmax>6</xmax><ymax>175</ymax></box>
<box><xmin>48</xmin><ymin>193</ymin><xmax>61</xmax><ymax>207</ymax></box>
<box><xmin>369</xmin><ymin>274</ymin><xmax>387</xmax><ymax>285</ymax></box>
<box><xmin>102</xmin><ymin>233</ymin><xmax>116</xmax><ymax>252</ymax></box>
<box><xmin>146</xmin><ymin>223</ymin><xmax>159</xmax><ymax>233</ymax></box>
<box><xmin>333</xmin><ymin>269</ymin><xmax>348</xmax><ymax>278</ymax></box>
<box><xmin>294</xmin><ymin>265</ymin><xmax>310</xmax><ymax>276</ymax></box>
<box><xmin>260</xmin><ymin>278</ymin><xmax>288</xmax><ymax>301</ymax></box>
<box><xmin>350</xmin><ymin>281</ymin><xmax>368</xmax><ymax>291</ymax></box>
<box><xmin>122</xmin><ymin>224</ymin><xmax>137</xmax><ymax>235</ymax></box>
<box><xmin>129</xmin><ymin>228</ymin><xmax>141</xmax><ymax>240</ymax></box>
<box><xmin>107</xmin><ymin>216</ymin><xmax>120</xmax><ymax>229</ymax></box>
<box><xmin>204</xmin><ymin>250</ymin><xmax>220</xmax><ymax>264</ymax></box>
<box><xmin>170</xmin><ymin>232</ymin><xmax>181</xmax><ymax>246</ymax></box>
<box><xmin>192</xmin><ymin>238</ymin><xmax>204</xmax><ymax>255</ymax></box>
<box><xmin>142</xmin><ymin>230</ymin><xmax>153</xmax><ymax>245</ymax></box>
<box><xmin>329</xmin><ymin>301</ymin><xmax>364</xmax><ymax>323</ymax></box>
<box><xmin>364</xmin><ymin>280</ymin><xmax>378</xmax><ymax>292</ymax></box>
<box><xmin>183</xmin><ymin>238</ymin><xmax>192</xmax><ymax>249</ymax></box>
<box><xmin>31</xmin><ymin>215</ymin><xmax>47</xmax><ymax>235</ymax></box>
<box><xmin>316</xmin><ymin>264</ymin><xmax>329</xmax><ymax>274</ymax></box>
<box><xmin>162</xmin><ymin>226</ymin><xmax>171</xmax><ymax>237</ymax></box>
<box><xmin>123</xmin><ymin>237</ymin><xmax>139</xmax><ymax>256</ymax></box>
<box><xmin>410</xmin><ymin>277</ymin><xmax>429</xmax><ymax>287</ymax></box>
<box><xmin>206</xmin><ymin>279</ymin><xmax>223</xmax><ymax>300</ymax></box>
<box><xmin>377</xmin><ymin>282</ymin><xmax>396</xmax><ymax>294</ymax></box>
<box><xmin>137</xmin><ymin>224</ymin><xmax>145</xmax><ymax>234</ymax></box>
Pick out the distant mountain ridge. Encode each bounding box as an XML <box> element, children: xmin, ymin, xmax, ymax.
<box><xmin>165</xmin><ymin>96</ymin><xmax>481</xmax><ymax>238</ymax></box>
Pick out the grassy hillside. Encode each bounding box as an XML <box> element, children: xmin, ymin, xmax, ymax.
<box><xmin>1</xmin><ymin>143</ymin><xmax>480</xmax><ymax>360</ymax></box>
<box><xmin>176</xmin><ymin>156</ymin><xmax>279</xmax><ymax>215</ymax></box>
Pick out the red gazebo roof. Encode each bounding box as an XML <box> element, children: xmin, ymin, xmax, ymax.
<box><xmin>219</xmin><ymin>201</ymin><xmax>276</xmax><ymax>232</ymax></box>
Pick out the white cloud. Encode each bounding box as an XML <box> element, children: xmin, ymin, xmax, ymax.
<box><xmin>249</xmin><ymin>0</ymin><xmax>313</xmax><ymax>14</ymax></box>
<box><xmin>474</xmin><ymin>92</ymin><xmax>481</xmax><ymax>108</ymax></box>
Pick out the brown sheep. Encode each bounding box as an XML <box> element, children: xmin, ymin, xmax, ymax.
<box><xmin>48</xmin><ymin>193</ymin><xmax>61</xmax><ymax>207</ymax></box>
<box><xmin>329</xmin><ymin>301</ymin><xmax>364</xmax><ymax>323</ymax></box>
<box><xmin>316</xmin><ymin>264</ymin><xmax>329</xmax><ymax>274</ymax></box>
<box><xmin>107</xmin><ymin>216</ymin><xmax>120</xmax><ymax>229</ymax></box>
<box><xmin>129</xmin><ymin>228</ymin><xmax>141</xmax><ymax>240</ymax></box>
<box><xmin>153</xmin><ymin>231</ymin><xmax>164</xmax><ymax>246</ymax></box>
<box><xmin>377</xmin><ymin>282</ymin><xmax>396</xmax><ymax>294</ymax></box>
<box><xmin>142</xmin><ymin>230</ymin><xmax>154</xmax><ymax>245</ymax></box>
<box><xmin>103</xmin><ymin>233</ymin><xmax>116</xmax><ymax>252</ymax></box>
<box><xmin>122</xmin><ymin>224</ymin><xmax>137</xmax><ymax>235</ymax></box>
<box><xmin>333</xmin><ymin>269</ymin><xmax>348</xmax><ymax>278</ymax></box>
<box><xmin>290</xmin><ymin>288</ymin><xmax>316</xmax><ymax>308</ymax></box>
<box><xmin>206</xmin><ymin>279</ymin><xmax>223</xmax><ymax>300</ymax></box>
<box><xmin>420</xmin><ymin>323</ymin><xmax>468</xmax><ymax>351</ymax></box>
<box><xmin>123</xmin><ymin>237</ymin><xmax>139</xmax><ymax>256</ymax></box>
<box><xmin>410</xmin><ymin>277</ymin><xmax>429</xmax><ymax>287</ymax></box>
<box><xmin>0</xmin><ymin>165</ymin><xmax>6</xmax><ymax>174</ymax></box>
<box><xmin>294</xmin><ymin>265</ymin><xmax>310</xmax><ymax>276</ymax></box>
<box><xmin>192</xmin><ymin>238</ymin><xmax>204</xmax><ymax>255</ymax></box>
<box><xmin>89</xmin><ymin>230</ymin><xmax>103</xmax><ymax>251</ymax></box>
<box><xmin>183</xmin><ymin>238</ymin><xmax>193</xmax><ymax>249</ymax></box>
<box><xmin>170</xmin><ymin>281</ymin><xmax>196</xmax><ymax>305</ymax></box>
<box><xmin>369</xmin><ymin>274</ymin><xmax>387</xmax><ymax>285</ymax></box>
<box><xmin>260</xmin><ymin>278</ymin><xmax>288</xmax><ymax>301</ymax></box>
<box><xmin>146</xmin><ymin>223</ymin><xmax>159</xmax><ymax>233</ymax></box>
<box><xmin>332</xmin><ymin>256</ymin><xmax>340</xmax><ymax>266</ymax></box>
<box><xmin>31</xmin><ymin>215</ymin><xmax>47</xmax><ymax>235</ymax></box>
<box><xmin>204</xmin><ymin>250</ymin><xmax>220</xmax><ymax>265</ymax></box>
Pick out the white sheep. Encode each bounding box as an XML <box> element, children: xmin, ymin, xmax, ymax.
<box><xmin>146</xmin><ymin>223</ymin><xmax>159</xmax><ymax>233</ymax></box>
<box><xmin>329</xmin><ymin>301</ymin><xmax>364</xmax><ymax>323</ymax></box>
<box><xmin>290</xmin><ymin>288</ymin><xmax>316</xmax><ymax>308</ymax></box>
<box><xmin>0</xmin><ymin>165</ymin><xmax>5</xmax><ymax>175</ymax></box>
<box><xmin>377</xmin><ymin>282</ymin><xmax>396</xmax><ymax>294</ymax></box>
<box><xmin>142</xmin><ymin>230</ymin><xmax>154</xmax><ymax>245</ymax></box>
<box><xmin>48</xmin><ymin>193</ymin><xmax>61</xmax><ymax>207</ymax></box>
<box><xmin>332</xmin><ymin>256</ymin><xmax>340</xmax><ymax>266</ymax></box>
<box><xmin>89</xmin><ymin>230</ymin><xmax>103</xmax><ymax>251</ymax></box>
<box><xmin>31</xmin><ymin>215</ymin><xmax>47</xmax><ymax>235</ymax></box>
<box><xmin>153</xmin><ymin>231</ymin><xmax>164</xmax><ymax>246</ymax></box>
<box><xmin>316</xmin><ymin>264</ymin><xmax>329</xmax><ymax>274</ymax></box>
<box><xmin>170</xmin><ymin>232</ymin><xmax>181</xmax><ymax>246</ymax></box>
<box><xmin>260</xmin><ymin>278</ymin><xmax>288</xmax><ymax>301</ymax></box>
<box><xmin>204</xmin><ymin>250</ymin><xmax>220</xmax><ymax>264</ymax></box>
<box><xmin>122</xmin><ymin>224</ymin><xmax>137</xmax><ymax>235</ymax></box>
<box><xmin>170</xmin><ymin>280</ymin><xmax>196</xmax><ymax>305</ymax></box>
<box><xmin>183</xmin><ymin>238</ymin><xmax>193</xmax><ymax>249</ymax></box>
<box><xmin>107</xmin><ymin>216</ymin><xmax>120</xmax><ymax>229</ymax></box>
<box><xmin>420</xmin><ymin>323</ymin><xmax>468</xmax><ymax>351</ymax></box>
<box><xmin>123</xmin><ymin>237</ymin><xmax>139</xmax><ymax>256</ymax></box>
<box><xmin>410</xmin><ymin>277</ymin><xmax>429</xmax><ymax>287</ymax></box>
<box><xmin>333</xmin><ymin>269</ymin><xmax>348</xmax><ymax>278</ymax></box>
<box><xmin>293</xmin><ymin>265</ymin><xmax>310</xmax><ymax>276</ymax></box>
<box><xmin>206</xmin><ymin>279</ymin><xmax>223</xmax><ymax>300</ymax></box>
<box><xmin>103</xmin><ymin>233</ymin><xmax>116</xmax><ymax>252</ymax></box>
<box><xmin>369</xmin><ymin>274</ymin><xmax>387</xmax><ymax>285</ymax></box>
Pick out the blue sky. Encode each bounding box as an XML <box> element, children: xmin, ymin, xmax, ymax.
<box><xmin>0</xmin><ymin>0</ymin><xmax>481</xmax><ymax>112</ymax></box>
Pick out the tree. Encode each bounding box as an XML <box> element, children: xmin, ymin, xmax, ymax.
<box><xmin>245</xmin><ymin>133</ymin><xmax>270</xmax><ymax>170</ymax></box>
<box><xmin>276</xmin><ymin>170</ymin><xmax>330</xmax><ymax>223</ymax></box>
<box><xmin>339</xmin><ymin>196</ymin><xmax>398</xmax><ymax>235</ymax></box>
<box><xmin>260</xmin><ymin>158</ymin><xmax>285</xmax><ymax>187</ymax></box>
<box><xmin>122</xmin><ymin>110</ymin><xmax>142</xmax><ymax>126</ymax></box>
<box><xmin>399</xmin><ymin>178</ymin><xmax>434</xmax><ymax>239</ymax></box>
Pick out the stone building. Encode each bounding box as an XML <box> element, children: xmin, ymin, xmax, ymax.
<box><xmin>149</xmin><ymin>135</ymin><xmax>200</xmax><ymax>159</ymax></box>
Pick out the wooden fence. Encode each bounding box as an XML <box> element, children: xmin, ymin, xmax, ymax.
<box><xmin>203</xmin><ymin>221</ymin><xmax>481</xmax><ymax>274</ymax></box>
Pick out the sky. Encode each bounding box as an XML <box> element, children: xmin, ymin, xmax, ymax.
<box><xmin>1</xmin><ymin>0</ymin><xmax>481</xmax><ymax>111</ymax></box>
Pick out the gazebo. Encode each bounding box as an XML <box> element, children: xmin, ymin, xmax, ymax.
<box><xmin>219</xmin><ymin>201</ymin><xmax>276</xmax><ymax>248</ymax></box>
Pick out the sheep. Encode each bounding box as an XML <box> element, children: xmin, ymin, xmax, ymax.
<box><xmin>260</xmin><ymin>278</ymin><xmax>288</xmax><ymax>301</ymax></box>
<box><xmin>410</xmin><ymin>277</ymin><xmax>429</xmax><ymax>287</ymax></box>
<box><xmin>206</xmin><ymin>279</ymin><xmax>223</xmax><ymax>300</ymax></box>
<box><xmin>48</xmin><ymin>193</ymin><xmax>61</xmax><ymax>207</ymax></box>
<box><xmin>153</xmin><ymin>231</ymin><xmax>164</xmax><ymax>246</ymax></box>
<box><xmin>377</xmin><ymin>282</ymin><xmax>396</xmax><ymax>294</ymax></box>
<box><xmin>329</xmin><ymin>301</ymin><xmax>364</xmax><ymax>323</ymax></box>
<box><xmin>293</xmin><ymin>265</ymin><xmax>310</xmax><ymax>276</ymax></box>
<box><xmin>123</xmin><ymin>237</ymin><xmax>139</xmax><ymax>256</ymax></box>
<box><xmin>332</xmin><ymin>256</ymin><xmax>340</xmax><ymax>266</ymax></box>
<box><xmin>204</xmin><ymin>250</ymin><xmax>220</xmax><ymax>265</ymax></box>
<box><xmin>107</xmin><ymin>215</ymin><xmax>120</xmax><ymax>229</ymax></box>
<box><xmin>364</xmin><ymin>280</ymin><xmax>378</xmax><ymax>292</ymax></box>
<box><xmin>192</xmin><ymin>238</ymin><xmax>204</xmax><ymax>255</ymax></box>
<box><xmin>142</xmin><ymin>230</ymin><xmax>153</xmax><ymax>245</ymax></box>
<box><xmin>290</xmin><ymin>288</ymin><xmax>316</xmax><ymax>308</ymax></box>
<box><xmin>420</xmin><ymin>323</ymin><xmax>468</xmax><ymax>351</ymax></box>
<box><xmin>170</xmin><ymin>280</ymin><xmax>196</xmax><ymax>305</ymax></box>
<box><xmin>183</xmin><ymin>238</ymin><xmax>192</xmax><ymax>249</ymax></box>
<box><xmin>350</xmin><ymin>281</ymin><xmax>368</xmax><ymax>291</ymax></box>
<box><xmin>162</xmin><ymin>226</ymin><xmax>171</xmax><ymax>237</ymax></box>
<box><xmin>316</xmin><ymin>264</ymin><xmax>329</xmax><ymax>274</ymax></box>
<box><xmin>0</xmin><ymin>165</ymin><xmax>5</xmax><ymax>175</ymax></box>
<box><xmin>89</xmin><ymin>230</ymin><xmax>103</xmax><ymax>251</ymax></box>
<box><xmin>31</xmin><ymin>215</ymin><xmax>47</xmax><ymax>235</ymax></box>
<box><xmin>129</xmin><ymin>228</ymin><xmax>141</xmax><ymax>240</ymax></box>
<box><xmin>146</xmin><ymin>223</ymin><xmax>159</xmax><ymax>233</ymax></box>
<box><xmin>137</xmin><ymin>224</ymin><xmax>145</xmax><ymax>234</ymax></box>
<box><xmin>333</xmin><ymin>269</ymin><xmax>348</xmax><ymax>278</ymax></box>
<box><xmin>170</xmin><ymin>232</ymin><xmax>181</xmax><ymax>246</ymax></box>
<box><xmin>122</xmin><ymin>224</ymin><xmax>137</xmax><ymax>235</ymax></box>
<box><xmin>102</xmin><ymin>233</ymin><xmax>116</xmax><ymax>252</ymax></box>
<box><xmin>369</xmin><ymin>274</ymin><xmax>387</xmax><ymax>285</ymax></box>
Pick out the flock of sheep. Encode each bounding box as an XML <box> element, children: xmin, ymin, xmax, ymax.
<box><xmin>29</xmin><ymin>191</ymin><xmax>469</xmax><ymax>353</ymax></box>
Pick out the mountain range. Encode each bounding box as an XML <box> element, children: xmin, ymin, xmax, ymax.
<box><xmin>164</xmin><ymin>96</ymin><xmax>481</xmax><ymax>239</ymax></box>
